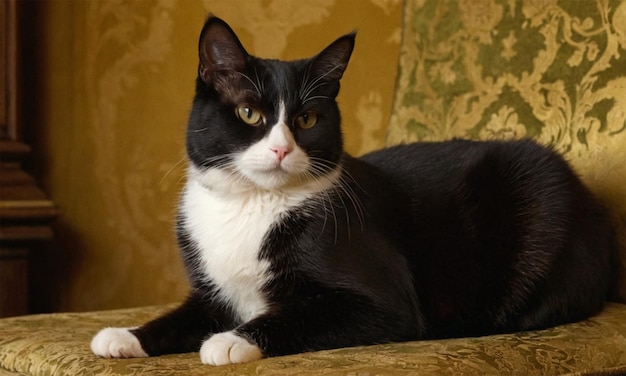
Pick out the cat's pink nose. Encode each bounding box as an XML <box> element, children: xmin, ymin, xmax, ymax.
<box><xmin>270</xmin><ymin>146</ymin><xmax>291</xmax><ymax>161</ymax></box>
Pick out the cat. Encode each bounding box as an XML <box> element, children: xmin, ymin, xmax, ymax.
<box><xmin>91</xmin><ymin>16</ymin><xmax>617</xmax><ymax>366</ymax></box>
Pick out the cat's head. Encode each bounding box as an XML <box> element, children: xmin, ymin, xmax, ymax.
<box><xmin>186</xmin><ymin>16</ymin><xmax>355</xmax><ymax>193</ymax></box>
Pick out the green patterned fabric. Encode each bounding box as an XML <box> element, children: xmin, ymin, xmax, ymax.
<box><xmin>1</xmin><ymin>303</ymin><xmax>626</xmax><ymax>375</ymax></box>
<box><xmin>388</xmin><ymin>0</ymin><xmax>626</xmax><ymax>147</ymax></box>
<box><xmin>387</xmin><ymin>2</ymin><xmax>626</xmax><ymax>298</ymax></box>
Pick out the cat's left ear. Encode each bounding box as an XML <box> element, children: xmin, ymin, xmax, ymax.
<box><xmin>198</xmin><ymin>16</ymin><xmax>249</xmax><ymax>84</ymax></box>
<box><xmin>308</xmin><ymin>32</ymin><xmax>356</xmax><ymax>82</ymax></box>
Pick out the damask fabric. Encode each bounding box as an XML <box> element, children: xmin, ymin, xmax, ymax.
<box><xmin>389</xmin><ymin>0</ymin><xmax>626</xmax><ymax>148</ymax></box>
<box><xmin>387</xmin><ymin>1</ymin><xmax>626</xmax><ymax>300</ymax></box>
<box><xmin>1</xmin><ymin>303</ymin><xmax>626</xmax><ymax>375</ymax></box>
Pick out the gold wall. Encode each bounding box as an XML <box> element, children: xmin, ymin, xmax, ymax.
<box><xmin>28</xmin><ymin>0</ymin><xmax>403</xmax><ymax>312</ymax></box>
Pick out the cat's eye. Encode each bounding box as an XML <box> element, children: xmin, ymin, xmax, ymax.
<box><xmin>236</xmin><ymin>105</ymin><xmax>263</xmax><ymax>126</ymax></box>
<box><xmin>296</xmin><ymin>111</ymin><xmax>318</xmax><ymax>129</ymax></box>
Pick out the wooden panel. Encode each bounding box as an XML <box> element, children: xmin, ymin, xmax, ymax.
<box><xmin>0</xmin><ymin>0</ymin><xmax>56</xmax><ymax>317</ymax></box>
<box><xmin>0</xmin><ymin>248</ymin><xmax>29</xmax><ymax>317</ymax></box>
<box><xmin>1</xmin><ymin>0</ymin><xmax>17</xmax><ymax>140</ymax></box>
<box><xmin>0</xmin><ymin>0</ymin><xmax>7</xmax><ymax>139</ymax></box>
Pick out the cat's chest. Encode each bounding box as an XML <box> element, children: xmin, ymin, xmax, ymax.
<box><xmin>181</xmin><ymin>179</ymin><xmax>306</xmax><ymax>322</ymax></box>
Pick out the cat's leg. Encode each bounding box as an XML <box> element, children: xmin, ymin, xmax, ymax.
<box><xmin>199</xmin><ymin>290</ymin><xmax>418</xmax><ymax>365</ymax></box>
<box><xmin>91</xmin><ymin>291</ymin><xmax>236</xmax><ymax>358</ymax></box>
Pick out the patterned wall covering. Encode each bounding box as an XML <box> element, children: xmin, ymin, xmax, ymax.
<box><xmin>388</xmin><ymin>0</ymin><xmax>626</xmax><ymax>294</ymax></box>
<box><xmin>31</xmin><ymin>1</ymin><xmax>402</xmax><ymax>312</ymax></box>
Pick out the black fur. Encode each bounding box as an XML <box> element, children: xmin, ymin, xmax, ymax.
<box><xmin>130</xmin><ymin>16</ymin><xmax>616</xmax><ymax>360</ymax></box>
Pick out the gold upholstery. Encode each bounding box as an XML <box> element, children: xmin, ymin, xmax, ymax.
<box><xmin>1</xmin><ymin>304</ymin><xmax>626</xmax><ymax>375</ymax></box>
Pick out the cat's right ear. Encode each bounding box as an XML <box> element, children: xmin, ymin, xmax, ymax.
<box><xmin>308</xmin><ymin>32</ymin><xmax>356</xmax><ymax>83</ymax></box>
<box><xmin>198</xmin><ymin>16</ymin><xmax>249</xmax><ymax>84</ymax></box>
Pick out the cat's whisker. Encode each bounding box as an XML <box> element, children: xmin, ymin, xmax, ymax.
<box><xmin>299</xmin><ymin>64</ymin><xmax>315</xmax><ymax>101</ymax></box>
<box><xmin>307</xmin><ymin>157</ymin><xmax>366</xmax><ymax>233</ymax></box>
<box><xmin>334</xmin><ymin>186</ymin><xmax>353</xmax><ymax>242</ymax></box>
<box><xmin>300</xmin><ymin>82</ymin><xmax>330</xmax><ymax>103</ymax></box>
<box><xmin>299</xmin><ymin>62</ymin><xmax>343</xmax><ymax>101</ymax></box>
<box><xmin>321</xmin><ymin>189</ymin><xmax>338</xmax><ymax>244</ymax></box>
<box><xmin>253</xmin><ymin>67</ymin><xmax>265</xmax><ymax>95</ymax></box>
<box><xmin>191</xmin><ymin>127</ymin><xmax>210</xmax><ymax>133</ymax></box>
<box><xmin>310</xmin><ymin>182</ymin><xmax>339</xmax><ymax>244</ymax></box>
<box><xmin>186</xmin><ymin>152</ymin><xmax>257</xmax><ymax>191</ymax></box>
<box><xmin>336</xmin><ymin>168</ymin><xmax>367</xmax><ymax>220</ymax></box>
<box><xmin>159</xmin><ymin>154</ymin><xmax>189</xmax><ymax>187</ymax></box>
<box><xmin>235</xmin><ymin>71</ymin><xmax>262</xmax><ymax>96</ymax></box>
<box><xmin>294</xmin><ymin>163</ymin><xmax>342</xmax><ymax>243</ymax></box>
<box><xmin>305</xmin><ymin>160</ymin><xmax>355</xmax><ymax>241</ymax></box>
<box><xmin>196</xmin><ymin>152</ymin><xmax>238</xmax><ymax>168</ymax></box>
<box><xmin>337</xmin><ymin>177</ymin><xmax>365</xmax><ymax>231</ymax></box>
<box><xmin>302</xmin><ymin>95</ymin><xmax>330</xmax><ymax>105</ymax></box>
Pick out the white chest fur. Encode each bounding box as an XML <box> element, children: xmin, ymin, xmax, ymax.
<box><xmin>181</xmin><ymin>178</ymin><xmax>308</xmax><ymax>323</ymax></box>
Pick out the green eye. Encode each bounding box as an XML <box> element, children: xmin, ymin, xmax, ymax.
<box><xmin>236</xmin><ymin>105</ymin><xmax>263</xmax><ymax>126</ymax></box>
<box><xmin>296</xmin><ymin>111</ymin><xmax>318</xmax><ymax>129</ymax></box>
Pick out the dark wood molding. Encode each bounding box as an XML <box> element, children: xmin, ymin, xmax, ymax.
<box><xmin>0</xmin><ymin>0</ymin><xmax>57</xmax><ymax>317</ymax></box>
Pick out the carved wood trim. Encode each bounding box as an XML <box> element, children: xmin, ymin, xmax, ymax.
<box><xmin>1</xmin><ymin>0</ymin><xmax>57</xmax><ymax>317</ymax></box>
<box><xmin>1</xmin><ymin>0</ymin><xmax>57</xmax><ymax>242</ymax></box>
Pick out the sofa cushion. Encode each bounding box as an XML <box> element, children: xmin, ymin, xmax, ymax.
<box><xmin>0</xmin><ymin>303</ymin><xmax>625</xmax><ymax>375</ymax></box>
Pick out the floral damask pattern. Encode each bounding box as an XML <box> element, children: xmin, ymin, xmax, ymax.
<box><xmin>2</xmin><ymin>303</ymin><xmax>626</xmax><ymax>375</ymax></box>
<box><xmin>79</xmin><ymin>0</ymin><xmax>188</xmax><ymax>310</ymax></box>
<box><xmin>389</xmin><ymin>0</ymin><xmax>626</xmax><ymax>151</ymax></box>
<box><xmin>201</xmin><ymin>0</ymin><xmax>336</xmax><ymax>57</ymax></box>
<box><xmin>388</xmin><ymin>0</ymin><xmax>626</xmax><ymax>292</ymax></box>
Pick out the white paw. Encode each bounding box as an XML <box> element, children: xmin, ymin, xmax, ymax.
<box><xmin>200</xmin><ymin>331</ymin><xmax>263</xmax><ymax>366</ymax></box>
<box><xmin>91</xmin><ymin>327</ymin><xmax>148</xmax><ymax>358</ymax></box>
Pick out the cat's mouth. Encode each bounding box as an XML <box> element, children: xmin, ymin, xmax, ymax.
<box><xmin>189</xmin><ymin>164</ymin><xmax>292</xmax><ymax>192</ymax></box>
<box><xmin>251</xmin><ymin>157</ymin><xmax>285</xmax><ymax>172</ymax></box>
<box><xmin>190</xmin><ymin>160</ymin><xmax>341</xmax><ymax>196</ymax></box>
<box><xmin>240</xmin><ymin>165</ymin><xmax>300</xmax><ymax>190</ymax></box>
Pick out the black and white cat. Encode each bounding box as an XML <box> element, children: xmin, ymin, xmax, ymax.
<box><xmin>91</xmin><ymin>16</ymin><xmax>617</xmax><ymax>366</ymax></box>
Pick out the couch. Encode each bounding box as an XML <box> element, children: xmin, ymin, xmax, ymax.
<box><xmin>0</xmin><ymin>303</ymin><xmax>625</xmax><ymax>375</ymax></box>
<box><xmin>2</xmin><ymin>0</ymin><xmax>625</xmax><ymax>374</ymax></box>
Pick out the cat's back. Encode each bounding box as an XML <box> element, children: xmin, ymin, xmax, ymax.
<box><xmin>360</xmin><ymin>138</ymin><xmax>612</xmax><ymax>257</ymax></box>
<box><xmin>360</xmin><ymin>139</ymin><xmax>600</xmax><ymax>215</ymax></box>
<box><xmin>361</xmin><ymin>139</ymin><xmax>569</xmax><ymax>190</ymax></box>
<box><xmin>360</xmin><ymin>139</ymin><xmax>616</xmax><ymax>336</ymax></box>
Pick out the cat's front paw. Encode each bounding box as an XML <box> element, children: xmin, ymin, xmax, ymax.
<box><xmin>200</xmin><ymin>331</ymin><xmax>263</xmax><ymax>366</ymax></box>
<box><xmin>91</xmin><ymin>327</ymin><xmax>148</xmax><ymax>358</ymax></box>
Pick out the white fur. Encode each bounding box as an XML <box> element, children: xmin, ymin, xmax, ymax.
<box><xmin>182</xmin><ymin>180</ymin><xmax>275</xmax><ymax>322</ymax></box>
<box><xmin>200</xmin><ymin>331</ymin><xmax>263</xmax><ymax>365</ymax></box>
<box><xmin>183</xmin><ymin>100</ymin><xmax>341</xmax><ymax>323</ymax></box>
<box><xmin>91</xmin><ymin>327</ymin><xmax>148</xmax><ymax>358</ymax></box>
